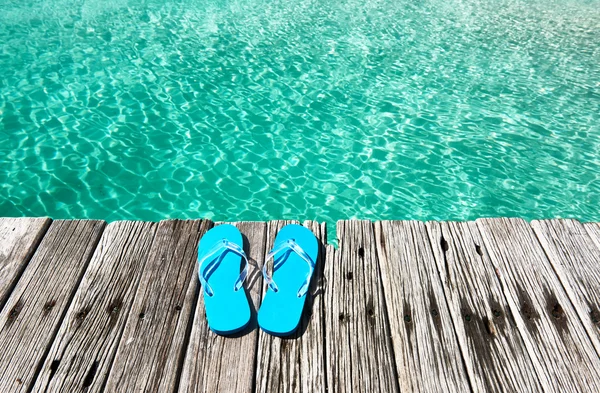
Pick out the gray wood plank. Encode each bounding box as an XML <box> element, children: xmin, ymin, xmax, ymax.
<box><xmin>584</xmin><ymin>222</ymin><xmax>600</xmax><ymax>253</ymax></box>
<box><xmin>426</xmin><ymin>221</ymin><xmax>543</xmax><ymax>392</ymax></box>
<box><xmin>374</xmin><ymin>221</ymin><xmax>470</xmax><ymax>392</ymax></box>
<box><xmin>0</xmin><ymin>219</ymin><xmax>106</xmax><ymax>392</ymax></box>
<box><xmin>477</xmin><ymin>218</ymin><xmax>600</xmax><ymax>393</ymax></box>
<box><xmin>255</xmin><ymin>220</ymin><xmax>327</xmax><ymax>393</ymax></box>
<box><xmin>104</xmin><ymin>219</ymin><xmax>211</xmax><ymax>393</ymax></box>
<box><xmin>325</xmin><ymin>220</ymin><xmax>398</xmax><ymax>393</ymax></box>
<box><xmin>0</xmin><ymin>217</ymin><xmax>51</xmax><ymax>310</ymax></box>
<box><xmin>177</xmin><ymin>221</ymin><xmax>267</xmax><ymax>393</ymax></box>
<box><xmin>31</xmin><ymin>221</ymin><xmax>158</xmax><ymax>393</ymax></box>
<box><xmin>531</xmin><ymin>219</ymin><xmax>600</xmax><ymax>357</ymax></box>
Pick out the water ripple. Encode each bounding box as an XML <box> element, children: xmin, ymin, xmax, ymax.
<box><xmin>1</xmin><ymin>0</ymin><xmax>600</xmax><ymax>241</ymax></box>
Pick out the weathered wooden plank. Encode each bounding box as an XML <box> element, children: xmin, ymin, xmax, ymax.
<box><xmin>374</xmin><ymin>221</ymin><xmax>470</xmax><ymax>392</ymax></box>
<box><xmin>104</xmin><ymin>219</ymin><xmax>211</xmax><ymax>393</ymax></box>
<box><xmin>177</xmin><ymin>222</ymin><xmax>267</xmax><ymax>393</ymax></box>
<box><xmin>531</xmin><ymin>219</ymin><xmax>600</xmax><ymax>357</ymax></box>
<box><xmin>583</xmin><ymin>222</ymin><xmax>600</xmax><ymax>253</ymax></box>
<box><xmin>325</xmin><ymin>220</ymin><xmax>398</xmax><ymax>393</ymax></box>
<box><xmin>31</xmin><ymin>221</ymin><xmax>157</xmax><ymax>393</ymax></box>
<box><xmin>477</xmin><ymin>218</ymin><xmax>600</xmax><ymax>392</ymax></box>
<box><xmin>0</xmin><ymin>220</ymin><xmax>105</xmax><ymax>392</ymax></box>
<box><xmin>255</xmin><ymin>220</ymin><xmax>327</xmax><ymax>393</ymax></box>
<box><xmin>426</xmin><ymin>221</ymin><xmax>543</xmax><ymax>392</ymax></box>
<box><xmin>0</xmin><ymin>217</ymin><xmax>51</xmax><ymax>310</ymax></box>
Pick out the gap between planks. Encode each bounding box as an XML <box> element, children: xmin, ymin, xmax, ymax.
<box><xmin>426</xmin><ymin>221</ymin><xmax>544</xmax><ymax>392</ymax></box>
<box><xmin>531</xmin><ymin>219</ymin><xmax>600</xmax><ymax>357</ymax></box>
<box><xmin>0</xmin><ymin>220</ymin><xmax>106</xmax><ymax>392</ymax></box>
<box><xmin>31</xmin><ymin>221</ymin><xmax>158</xmax><ymax>393</ymax></box>
<box><xmin>0</xmin><ymin>217</ymin><xmax>52</xmax><ymax>311</ymax></box>
<box><xmin>325</xmin><ymin>220</ymin><xmax>399</xmax><ymax>393</ymax></box>
<box><xmin>375</xmin><ymin>220</ymin><xmax>471</xmax><ymax>392</ymax></box>
<box><xmin>477</xmin><ymin>218</ymin><xmax>600</xmax><ymax>392</ymax></box>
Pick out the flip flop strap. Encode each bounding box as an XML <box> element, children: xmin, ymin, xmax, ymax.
<box><xmin>262</xmin><ymin>239</ymin><xmax>315</xmax><ymax>297</ymax></box>
<box><xmin>198</xmin><ymin>239</ymin><xmax>249</xmax><ymax>297</ymax></box>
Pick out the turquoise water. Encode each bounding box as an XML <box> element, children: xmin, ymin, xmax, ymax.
<box><xmin>1</xmin><ymin>0</ymin><xmax>600</xmax><ymax>239</ymax></box>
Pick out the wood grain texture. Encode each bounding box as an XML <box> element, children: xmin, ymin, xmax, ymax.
<box><xmin>584</xmin><ymin>222</ymin><xmax>600</xmax><ymax>252</ymax></box>
<box><xmin>178</xmin><ymin>222</ymin><xmax>267</xmax><ymax>393</ymax></box>
<box><xmin>31</xmin><ymin>221</ymin><xmax>158</xmax><ymax>393</ymax></box>
<box><xmin>531</xmin><ymin>219</ymin><xmax>600</xmax><ymax>357</ymax></box>
<box><xmin>0</xmin><ymin>217</ymin><xmax>51</xmax><ymax>310</ymax></box>
<box><xmin>0</xmin><ymin>219</ymin><xmax>105</xmax><ymax>392</ymax></box>
<box><xmin>104</xmin><ymin>219</ymin><xmax>211</xmax><ymax>393</ymax></box>
<box><xmin>426</xmin><ymin>221</ymin><xmax>543</xmax><ymax>392</ymax></box>
<box><xmin>255</xmin><ymin>220</ymin><xmax>327</xmax><ymax>393</ymax></box>
<box><xmin>374</xmin><ymin>221</ymin><xmax>470</xmax><ymax>392</ymax></box>
<box><xmin>325</xmin><ymin>220</ymin><xmax>398</xmax><ymax>393</ymax></box>
<box><xmin>477</xmin><ymin>218</ymin><xmax>600</xmax><ymax>393</ymax></box>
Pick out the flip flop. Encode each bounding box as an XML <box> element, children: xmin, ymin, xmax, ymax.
<box><xmin>258</xmin><ymin>224</ymin><xmax>319</xmax><ymax>336</ymax></box>
<box><xmin>198</xmin><ymin>224</ymin><xmax>250</xmax><ymax>335</ymax></box>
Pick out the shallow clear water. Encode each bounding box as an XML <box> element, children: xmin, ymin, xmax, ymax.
<box><xmin>1</xmin><ymin>0</ymin><xmax>599</xmax><ymax>240</ymax></box>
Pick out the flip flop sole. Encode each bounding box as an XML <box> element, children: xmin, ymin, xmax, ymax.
<box><xmin>198</xmin><ymin>224</ymin><xmax>251</xmax><ymax>335</ymax></box>
<box><xmin>258</xmin><ymin>224</ymin><xmax>319</xmax><ymax>336</ymax></box>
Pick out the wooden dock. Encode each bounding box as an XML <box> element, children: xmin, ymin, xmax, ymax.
<box><xmin>1</xmin><ymin>217</ymin><xmax>600</xmax><ymax>392</ymax></box>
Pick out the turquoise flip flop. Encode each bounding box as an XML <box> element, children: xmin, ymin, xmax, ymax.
<box><xmin>198</xmin><ymin>224</ymin><xmax>250</xmax><ymax>335</ymax></box>
<box><xmin>258</xmin><ymin>224</ymin><xmax>319</xmax><ymax>336</ymax></box>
